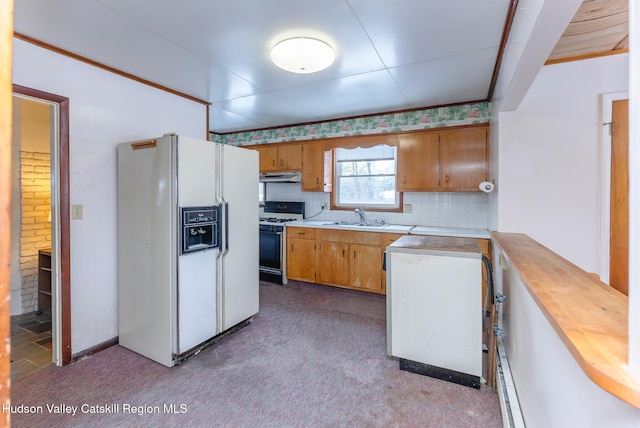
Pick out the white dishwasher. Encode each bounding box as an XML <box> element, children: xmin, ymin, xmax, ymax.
<box><xmin>386</xmin><ymin>235</ymin><xmax>482</xmax><ymax>388</ymax></box>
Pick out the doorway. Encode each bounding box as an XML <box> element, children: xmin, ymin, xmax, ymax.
<box><xmin>609</xmin><ymin>99</ymin><xmax>629</xmax><ymax>295</ymax></box>
<box><xmin>12</xmin><ymin>85</ymin><xmax>71</xmax><ymax>368</ymax></box>
<box><xmin>9</xmin><ymin>96</ymin><xmax>54</xmax><ymax>379</ymax></box>
<box><xmin>600</xmin><ymin>91</ymin><xmax>629</xmax><ymax>294</ymax></box>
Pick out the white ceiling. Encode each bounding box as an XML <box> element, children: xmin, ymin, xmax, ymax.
<box><xmin>13</xmin><ymin>0</ymin><xmax>512</xmax><ymax>134</ymax></box>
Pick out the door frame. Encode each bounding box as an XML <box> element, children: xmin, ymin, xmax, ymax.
<box><xmin>599</xmin><ymin>91</ymin><xmax>629</xmax><ymax>285</ymax></box>
<box><xmin>13</xmin><ymin>84</ymin><xmax>71</xmax><ymax>366</ymax></box>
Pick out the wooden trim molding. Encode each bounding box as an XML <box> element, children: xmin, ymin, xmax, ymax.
<box><xmin>72</xmin><ymin>337</ymin><xmax>118</xmax><ymax>362</ymax></box>
<box><xmin>13</xmin><ymin>84</ymin><xmax>72</xmax><ymax>366</ymax></box>
<box><xmin>487</xmin><ymin>0</ymin><xmax>519</xmax><ymax>101</ymax></box>
<box><xmin>1</xmin><ymin>0</ymin><xmax>14</xmax><ymax>422</ymax></box>
<box><xmin>544</xmin><ymin>48</ymin><xmax>629</xmax><ymax>66</ymax></box>
<box><xmin>491</xmin><ymin>232</ymin><xmax>640</xmax><ymax>408</ymax></box>
<box><xmin>13</xmin><ymin>32</ymin><xmax>211</xmax><ymax>107</ymax></box>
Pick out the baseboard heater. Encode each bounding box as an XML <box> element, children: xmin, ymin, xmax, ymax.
<box><xmin>496</xmin><ymin>336</ymin><xmax>526</xmax><ymax>428</ymax></box>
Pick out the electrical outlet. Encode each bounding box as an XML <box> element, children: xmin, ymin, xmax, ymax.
<box><xmin>403</xmin><ymin>203</ymin><xmax>412</xmax><ymax>213</ymax></box>
<box><xmin>72</xmin><ymin>204</ymin><xmax>83</xmax><ymax>220</ymax></box>
<box><xmin>321</xmin><ymin>202</ymin><xmax>329</xmax><ymax>210</ymax></box>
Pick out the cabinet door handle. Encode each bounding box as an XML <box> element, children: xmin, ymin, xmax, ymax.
<box><xmin>342</xmin><ymin>249</ymin><xmax>345</xmax><ymax>257</ymax></box>
<box><xmin>291</xmin><ymin>244</ymin><xmax>294</xmax><ymax>252</ymax></box>
<box><xmin>316</xmin><ymin>177</ymin><xmax>319</xmax><ymax>185</ymax></box>
<box><xmin>272</xmin><ymin>159</ymin><xmax>276</xmax><ymax>167</ymax></box>
<box><xmin>353</xmin><ymin>250</ymin><xmax>356</xmax><ymax>259</ymax></box>
<box><xmin>445</xmin><ymin>174</ymin><xmax>450</xmax><ymax>184</ymax></box>
<box><xmin>403</xmin><ymin>176</ymin><xmax>406</xmax><ymax>184</ymax></box>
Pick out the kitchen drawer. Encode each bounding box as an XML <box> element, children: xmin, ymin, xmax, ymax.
<box><xmin>382</xmin><ymin>233</ymin><xmax>406</xmax><ymax>247</ymax></box>
<box><xmin>319</xmin><ymin>229</ymin><xmax>382</xmax><ymax>246</ymax></box>
<box><xmin>288</xmin><ymin>227</ymin><xmax>316</xmax><ymax>240</ymax></box>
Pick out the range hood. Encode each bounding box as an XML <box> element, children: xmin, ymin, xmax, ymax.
<box><xmin>259</xmin><ymin>171</ymin><xmax>302</xmax><ymax>183</ymax></box>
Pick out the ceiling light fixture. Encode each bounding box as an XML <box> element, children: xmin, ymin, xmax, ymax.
<box><xmin>270</xmin><ymin>37</ymin><xmax>335</xmax><ymax>74</ymax></box>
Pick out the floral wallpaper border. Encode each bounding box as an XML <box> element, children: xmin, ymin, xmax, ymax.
<box><xmin>210</xmin><ymin>102</ymin><xmax>490</xmax><ymax>145</ymax></box>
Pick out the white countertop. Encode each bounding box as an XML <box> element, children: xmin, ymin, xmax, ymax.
<box><xmin>287</xmin><ymin>220</ymin><xmax>489</xmax><ymax>238</ymax></box>
<box><xmin>410</xmin><ymin>226</ymin><xmax>491</xmax><ymax>239</ymax></box>
<box><xmin>287</xmin><ymin>220</ymin><xmax>414</xmax><ymax>234</ymax></box>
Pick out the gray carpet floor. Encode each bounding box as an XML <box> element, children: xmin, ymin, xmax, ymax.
<box><xmin>10</xmin><ymin>281</ymin><xmax>502</xmax><ymax>427</ymax></box>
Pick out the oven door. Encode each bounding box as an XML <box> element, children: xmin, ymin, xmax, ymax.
<box><xmin>259</xmin><ymin>229</ymin><xmax>283</xmax><ymax>273</ymax></box>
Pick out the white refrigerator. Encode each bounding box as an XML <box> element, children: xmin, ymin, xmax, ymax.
<box><xmin>117</xmin><ymin>133</ymin><xmax>259</xmax><ymax>367</ymax></box>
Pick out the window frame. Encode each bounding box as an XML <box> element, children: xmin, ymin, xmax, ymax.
<box><xmin>330</xmin><ymin>144</ymin><xmax>403</xmax><ymax>213</ymax></box>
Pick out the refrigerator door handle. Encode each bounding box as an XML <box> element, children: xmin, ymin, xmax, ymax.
<box><xmin>224</xmin><ymin>202</ymin><xmax>229</xmax><ymax>251</ymax></box>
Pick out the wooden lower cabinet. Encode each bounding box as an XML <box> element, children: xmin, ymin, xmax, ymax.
<box><xmin>349</xmin><ymin>244</ymin><xmax>383</xmax><ymax>292</ymax></box>
<box><xmin>286</xmin><ymin>227</ymin><xmax>490</xmax><ymax>300</ymax></box>
<box><xmin>317</xmin><ymin>242</ymin><xmax>350</xmax><ymax>286</ymax></box>
<box><xmin>287</xmin><ymin>227</ymin><xmax>317</xmax><ymax>282</ymax></box>
<box><xmin>288</xmin><ymin>238</ymin><xmax>317</xmax><ymax>282</ymax></box>
<box><xmin>286</xmin><ymin>227</ymin><xmax>404</xmax><ymax>294</ymax></box>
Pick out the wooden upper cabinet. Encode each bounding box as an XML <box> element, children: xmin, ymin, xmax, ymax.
<box><xmin>301</xmin><ymin>141</ymin><xmax>324</xmax><ymax>192</ymax></box>
<box><xmin>277</xmin><ymin>143</ymin><xmax>302</xmax><ymax>170</ymax></box>
<box><xmin>439</xmin><ymin>127</ymin><xmax>488</xmax><ymax>191</ymax></box>
<box><xmin>247</xmin><ymin>125</ymin><xmax>487</xmax><ymax>190</ymax></box>
<box><xmin>397</xmin><ymin>133</ymin><xmax>440</xmax><ymax>191</ymax></box>
<box><xmin>252</xmin><ymin>143</ymin><xmax>302</xmax><ymax>172</ymax></box>
<box><xmin>395</xmin><ymin>125</ymin><xmax>488</xmax><ymax>192</ymax></box>
<box><xmin>256</xmin><ymin>145</ymin><xmax>278</xmax><ymax>172</ymax></box>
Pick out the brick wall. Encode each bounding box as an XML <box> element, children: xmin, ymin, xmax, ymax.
<box><xmin>20</xmin><ymin>151</ymin><xmax>51</xmax><ymax>314</ymax></box>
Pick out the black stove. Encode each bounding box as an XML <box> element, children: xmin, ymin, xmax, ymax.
<box><xmin>261</xmin><ymin>201</ymin><xmax>306</xmax><ymax>220</ymax></box>
<box><xmin>259</xmin><ymin>201</ymin><xmax>305</xmax><ymax>285</ymax></box>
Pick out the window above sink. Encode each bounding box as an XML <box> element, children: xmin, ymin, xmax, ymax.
<box><xmin>333</xmin><ymin>145</ymin><xmax>400</xmax><ymax>211</ymax></box>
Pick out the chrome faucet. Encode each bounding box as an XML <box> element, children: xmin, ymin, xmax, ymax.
<box><xmin>354</xmin><ymin>208</ymin><xmax>366</xmax><ymax>224</ymax></box>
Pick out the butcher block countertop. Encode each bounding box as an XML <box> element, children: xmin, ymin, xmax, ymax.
<box><xmin>491</xmin><ymin>232</ymin><xmax>640</xmax><ymax>409</ymax></box>
<box><xmin>388</xmin><ymin>235</ymin><xmax>481</xmax><ymax>255</ymax></box>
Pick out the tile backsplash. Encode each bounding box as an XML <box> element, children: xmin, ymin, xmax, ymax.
<box><xmin>264</xmin><ymin>183</ymin><xmax>488</xmax><ymax>229</ymax></box>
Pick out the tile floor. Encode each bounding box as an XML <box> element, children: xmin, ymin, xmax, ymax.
<box><xmin>10</xmin><ymin>310</ymin><xmax>52</xmax><ymax>381</ymax></box>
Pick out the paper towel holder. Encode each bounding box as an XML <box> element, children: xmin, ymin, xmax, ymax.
<box><xmin>479</xmin><ymin>180</ymin><xmax>495</xmax><ymax>193</ymax></box>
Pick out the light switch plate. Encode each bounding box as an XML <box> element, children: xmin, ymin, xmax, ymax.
<box><xmin>403</xmin><ymin>203</ymin><xmax>412</xmax><ymax>213</ymax></box>
<box><xmin>72</xmin><ymin>204</ymin><xmax>83</xmax><ymax>220</ymax></box>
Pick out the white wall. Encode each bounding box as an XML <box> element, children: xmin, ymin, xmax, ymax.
<box><xmin>488</xmin><ymin>0</ymin><xmax>583</xmax><ymax>233</ymax></box>
<box><xmin>496</xmin><ymin>54</ymin><xmax>629</xmax><ymax>274</ymax></box>
<box><xmin>491</xmin><ymin>0</ymin><xmax>582</xmax><ymax>113</ymax></box>
<box><xmin>493</xmin><ymin>244</ymin><xmax>640</xmax><ymax>427</ymax></box>
<box><xmin>12</xmin><ymin>38</ymin><xmax>207</xmax><ymax>354</ymax></box>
